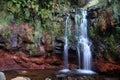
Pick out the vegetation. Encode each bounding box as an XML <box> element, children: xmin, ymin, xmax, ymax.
<box><xmin>0</xmin><ymin>0</ymin><xmax>74</xmax><ymax>55</ymax></box>
<box><xmin>89</xmin><ymin>0</ymin><xmax>120</xmax><ymax>61</ymax></box>
<box><xmin>0</xmin><ymin>0</ymin><xmax>120</xmax><ymax>60</ymax></box>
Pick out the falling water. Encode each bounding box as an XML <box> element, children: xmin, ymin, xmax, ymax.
<box><xmin>64</xmin><ymin>16</ymin><xmax>70</xmax><ymax>69</ymax></box>
<box><xmin>59</xmin><ymin>10</ymin><xmax>95</xmax><ymax>74</ymax></box>
<box><xmin>59</xmin><ymin>16</ymin><xmax>71</xmax><ymax>73</ymax></box>
<box><xmin>75</xmin><ymin>13</ymin><xmax>81</xmax><ymax>69</ymax></box>
<box><xmin>80</xmin><ymin>10</ymin><xmax>91</xmax><ymax>70</ymax></box>
<box><xmin>75</xmin><ymin>10</ymin><xmax>95</xmax><ymax>74</ymax></box>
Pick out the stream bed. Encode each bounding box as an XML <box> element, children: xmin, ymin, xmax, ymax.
<box><xmin>3</xmin><ymin>69</ymin><xmax>120</xmax><ymax>80</ymax></box>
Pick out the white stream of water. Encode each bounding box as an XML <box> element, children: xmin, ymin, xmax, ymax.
<box><xmin>74</xmin><ymin>10</ymin><xmax>95</xmax><ymax>74</ymax></box>
<box><xmin>59</xmin><ymin>16</ymin><xmax>71</xmax><ymax>73</ymax></box>
<box><xmin>59</xmin><ymin>10</ymin><xmax>95</xmax><ymax>74</ymax></box>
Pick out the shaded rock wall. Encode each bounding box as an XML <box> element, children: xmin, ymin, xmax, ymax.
<box><xmin>87</xmin><ymin>1</ymin><xmax>120</xmax><ymax>73</ymax></box>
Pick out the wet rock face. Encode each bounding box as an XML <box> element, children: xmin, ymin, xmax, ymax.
<box><xmin>87</xmin><ymin>7</ymin><xmax>101</xmax><ymax>19</ymax></box>
<box><xmin>54</xmin><ymin>37</ymin><xmax>76</xmax><ymax>52</ymax></box>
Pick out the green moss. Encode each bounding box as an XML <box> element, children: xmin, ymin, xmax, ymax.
<box><xmin>105</xmin><ymin>35</ymin><xmax>115</xmax><ymax>50</ymax></box>
<box><xmin>26</xmin><ymin>44</ymin><xmax>37</xmax><ymax>55</ymax></box>
<box><xmin>89</xmin><ymin>26</ymin><xmax>97</xmax><ymax>38</ymax></box>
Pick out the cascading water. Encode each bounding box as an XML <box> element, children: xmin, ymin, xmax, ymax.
<box><xmin>59</xmin><ymin>10</ymin><xmax>95</xmax><ymax>74</ymax></box>
<box><xmin>59</xmin><ymin>16</ymin><xmax>71</xmax><ymax>73</ymax></box>
<box><xmin>75</xmin><ymin>13</ymin><xmax>81</xmax><ymax>69</ymax></box>
<box><xmin>75</xmin><ymin>10</ymin><xmax>96</xmax><ymax>74</ymax></box>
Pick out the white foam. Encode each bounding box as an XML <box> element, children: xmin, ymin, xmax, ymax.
<box><xmin>74</xmin><ymin>69</ymin><xmax>96</xmax><ymax>74</ymax></box>
<box><xmin>59</xmin><ymin>69</ymin><xmax>70</xmax><ymax>73</ymax></box>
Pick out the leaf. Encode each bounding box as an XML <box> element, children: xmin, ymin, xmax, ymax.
<box><xmin>16</xmin><ymin>3</ymin><xmax>20</xmax><ymax>8</ymax></box>
<box><xmin>25</xmin><ymin>8</ymin><xmax>30</xmax><ymax>19</ymax></box>
<box><xmin>12</xmin><ymin>0</ymin><xmax>17</xmax><ymax>3</ymax></box>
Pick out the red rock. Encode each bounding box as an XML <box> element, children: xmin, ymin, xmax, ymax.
<box><xmin>30</xmin><ymin>57</ymin><xmax>45</xmax><ymax>64</ymax></box>
<box><xmin>93</xmin><ymin>59</ymin><xmax>120</xmax><ymax>72</ymax></box>
<box><xmin>0</xmin><ymin>50</ymin><xmax>61</xmax><ymax>71</ymax></box>
<box><xmin>0</xmin><ymin>58</ymin><xmax>22</xmax><ymax>71</ymax></box>
<box><xmin>1</xmin><ymin>49</ymin><xmax>119</xmax><ymax>73</ymax></box>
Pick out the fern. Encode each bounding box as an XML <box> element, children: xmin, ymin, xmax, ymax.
<box><xmin>34</xmin><ymin>20</ymin><xmax>42</xmax><ymax>43</ymax></box>
<box><xmin>113</xmin><ymin>0</ymin><xmax>120</xmax><ymax>23</ymax></box>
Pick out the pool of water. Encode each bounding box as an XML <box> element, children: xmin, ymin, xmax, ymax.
<box><xmin>4</xmin><ymin>69</ymin><xmax>56</xmax><ymax>80</ymax></box>
<box><xmin>3</xmin><ymin>69</ymin><xmax>120</xmax><ymax>80</ymax></box>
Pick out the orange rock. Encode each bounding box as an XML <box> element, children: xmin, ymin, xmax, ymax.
<box><xmin>94</xmin><ymin>59</ymin><xmax>120</xmax><ymax>72</ymax></box>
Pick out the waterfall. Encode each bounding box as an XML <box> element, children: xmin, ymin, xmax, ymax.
<box><xmin>75</xmin><ymin>13</ymin><xmax>81</xmax><ymax>69</ymax></box>
<box><xmin>59</xmin><ymin>10</ymin><xmax>96</xmax><ymax>74</ymax></box>
<box><xmin>80</xmin><ymin>10</ymin><xmax>91</xmax><ymax>70</ymax></box>
<box><xmin>64</xmin><ymin>16</ymin><xmax>71</xmax><ymax>69</ymax></box>
<box><xmin>59</xmin><ymin>16</ymin><xmax>71</xmax><ymax>73</ymax></box>
<box><xmin>74</xmin><ymin>10</ymin><xmax>95</xmax><ymax>74</ymax></box>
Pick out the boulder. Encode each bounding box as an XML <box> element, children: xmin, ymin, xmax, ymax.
<box><xmin>11</xmin><ymin>76</ymin><xmax>30</xmax><ymax>80</ymax></box>
<box><xmin>0</xmin><ymin>72</ymin><xmax>6</xmax><ymax>80</ymax></box>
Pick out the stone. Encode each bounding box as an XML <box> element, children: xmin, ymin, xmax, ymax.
<box><xmin>45</xmin><ymin>78</ymin><xmax>51</xmax><ymax>80</ymax></box>
<box><xmin>0</xmin><ymin>72</ymin><xmax>6</xmax><ymax>80</ymax></box>
<box><xmin>83</xmin><ymin>0</ymin><xmax>99</xmax><ymax>9</ymax></box>
<box><xmin>55</xmin><ymin>37</ymin><xmax>64</xmax><ymax>43</ymax></box>
<box><xmin>105</xmin><ymin>78</ymin><xmax>119</xmax><ymax>80</ymax></box>
<box><xmin>11</xmin><ymin>76</ymin><xmax>30</xmax><ymax>80</ymax></box>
